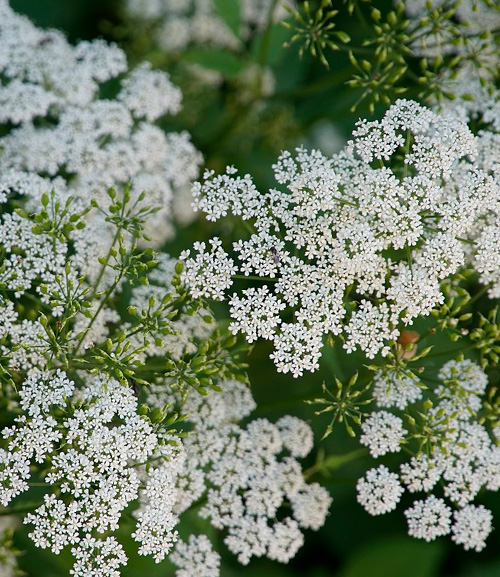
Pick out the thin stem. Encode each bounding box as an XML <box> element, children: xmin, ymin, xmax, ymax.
<box><xmin>304</xmin><ymin>447</ymin><xmax>368</xmax><ymax>479</ymax></box>
<box><xmin>74</xmin><ymin>274</ymin><xmax>123</xmax><ymax>354</ymax></box>
<box><xmin>425</xmin><ymin>343</ymin><xmax>475</xmax><ymax>358</ymax></box>
<box><xmin>89</xmin><ymin>227</ymin><xmax>121</xmax><ymax>300</ymax></box>
<box><xmin>258</xmin><ymin>0</ymin><xmax>279</xmax><ymax>66</ymax></box>
<box><xmin>468</xmin><ymin>283</ymin><xmax>491</xmax><ymax>306</ymax></box>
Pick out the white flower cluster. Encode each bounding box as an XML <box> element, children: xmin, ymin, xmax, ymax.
<box><xmin>456</xmin><ymin>89</ymin><xmax>500</xmax><ymax>299</ymax></box>
<box><xmin>0</xmin><ymin>211</ymin><xmax>67</xmax><ymax>301</ymax></box>
<box><xmin>356</xmin><ymin>465</ymin><xmax>404</xmax><ymax>516</ymax></box>
<box><xmin>180</xmin><ymin>239</ymin><xmax>238</xmax><ymax>301</ymax></box>
<box><xmin>0</xmin><ymin>184</ymin><xmax>331</xmax><ymax>574</ymax></box>
<box><xmin>436</xmin><ymin>358</ymin><xmax>488</xmax><ymax>416</ymax></box>
<box><xmin>423</xmin><ymin>99</ymin><xmax>500</xmax><ymax>299</ymax></box>
<box><xmin>0</xmin><ymin>370</ymin><xmax>184</xmax><ymax>575</ymax></box>
<box><xmin>170</xmin><ymin>535</ymin><xmax>221</xmax><ymax>577</ymax></box>
<box><xmin>357</xmin><ymin>359</ymin><xmax>497</xmax><ymax>551</ymax></box>
<box><xmin>372</xmin><ymin>368</ymin><xmax>423</xmax><ymax>410</ymax></box>
<box><xmin>146</xmin><ymin>379</ymin><xmax>331</xmax><ymax>571</ymax></box>
<box><xmin>0</xmin><ymin>192</ymin><xmax>108</xmax><ymax>367</ymax></box>
<box><xmin>182</xmin><ymin>99</ymin><xmax>498</xmax><ymax>376</ymax></box>
<box><xmin>0</xmin><ymin>0</ymin><xmax>202</xmax><ymax>246</ymax></box>
<box><xmin>359</xmin><ymin>411</ymin><xmax>406</xmax><ymax>458</ymax></box>
<box><xmin>124</xmin><ymin>0</ymin><xmax>291</xmax><ymax>52</ymax></box>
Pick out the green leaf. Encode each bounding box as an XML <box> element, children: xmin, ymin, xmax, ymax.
<box><xmin>212</xmin><ymin>0</ymin><xmax>241</xmax><ymax>38</ymax></box>
<box><xmin>340</xmin><ymin>537</ymin><xmax>445</xmax><ymax>577</ymax></box>
<box><xmin>184</xmin><ymin>48</ymin><xmax>244</xmax><ymax>77</ymax></box>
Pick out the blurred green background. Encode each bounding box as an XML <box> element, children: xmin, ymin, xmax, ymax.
<box><xmin>8</xmin><ymin>1</ymin><xmax>500</xmax><ymax>576</ymax></box>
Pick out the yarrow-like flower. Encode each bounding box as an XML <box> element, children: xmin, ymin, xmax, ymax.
<box><xmin>355</xmin><ymin>358</ymin><xmax>499</xmax><ymax>550</ymax></box>
<box><xmin>0</xmin><ymin>180</ymin><xmax>331</xmax><ymax>576</ymax></box>
<box><xmin>0</xmin><ymin>0</ymin><xmax>202</xmax><ymax>247</ymax></box>
<box><xmin>170</xmin><ymin>535</ymin><xmax>220</xmax><ymax>577</ymax></box>
<box><xmin>359</xmin><ymin>410</ymin><xmax>406</xmax><ymax>458</ymax></box>
<box><xmin>147</xmin><ymin>379</ymin><xmax>332</xmax><ymax>569</ymax></box>
<box><xmin>404</xmin><ymin>495</ymin><xmax>452</xmax><ymax>542</ymax></box>
<box><xmin>356</xmin><ymin>465</ymin><xmax>404</xmax><ymax>516</ymax></box>
<box><xmin>372</xmin><ymin>369</ymin><xmax>423</xmax><ymax>410</ymax></box>
<box><xmin>451</xmin><ymin>505</ymin><xmax>493</xmax><ymax>552</ymax></box>
<box><xmin>0</xmin><ymin>370</ymin><xmax>185</xmax><ymax>573</ymax></box>
<box><xmin>182</xmin><ymin>99</ymin><xmax>498</xmax><ymax>376</ymax></box>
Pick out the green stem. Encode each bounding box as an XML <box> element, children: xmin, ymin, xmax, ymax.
<box><xmin>468</xmin><ymin>283</ymin><xmax>491</xmax><ymax>306</ymax></box>
<box><xmin>74</xmin><ymin>275</ymin><xmax>123</xmax><ymax>354</ymax></box>
<box><xmin>304</xmin><ymin>447</ymin><xmax>368</xmax><ymax>479</ymax></box>
<box><xmin>425</xmin><ymin>343</ymin><xmax>475</xmax><ymax>358</ymax></box>
<box><xmin>89</xmin><ymin>226</ymin><xmax>121</xmax><ymax>300</ymax></box>
<box><xmin>258</xmin><ymin>0</ymin><xmax>279</xmax><ymax>67</ymax></box>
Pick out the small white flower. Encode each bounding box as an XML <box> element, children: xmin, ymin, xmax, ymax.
<box><xmin>405</xmin><ymin>496</ymin><xmax>452</xmax><ymax>542</ymax></box>
<box><xmin>170</xmin><ymin>535</ymin><xmax>221</xmax><ymax>577</ymax></box>
<box><xmin>357</xmin><ymin>465</ymin><xmax>404</xmax><ymax>515</ymax></box>
<box><xmin>451</xmin><ymin>505</ymin><xmax>493</xmax><ymax>552</ymax></box>
<box><xmin>360</xmin><ymin>411</ymin><xmax>406</xmax><ymax>458</ymax></box>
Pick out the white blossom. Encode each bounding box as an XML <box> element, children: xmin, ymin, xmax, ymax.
<box><xmin>360</xmin><ymin>411</ymin><xmax>406</xmax><ymax>458</ymax></box>
<box><xmin>170</xmin><ymin>535</ymin><xmax>221</xmax><ymax>577</ymax></box>
<box><xmin>0</xmin><ymin>1</ymin><xmax>202</xmax><ymax>246</ymax></box>
<box><xmin>70</xmin><ymin>535</ymin><xmax>127</xmax><ymax>577</ymax></box>
<box><xmin>400</xmin><ymin>455</ymin><xmax>443</xmax><ymax>493</ymax></box>
<box><xmin>436</xmin><ymin>359</ymin><xmax>488</xmax><ymax>417</ymax></box>
<box><xmin>180</xmin><ymin>239</ymin><xmax>237</xmax><ymax>300</ymax></box>
<box><xmin>124</xmin><ymin>0</ymin><xmax>291</xmax><ymax>53</ymax></box>
<box><xmin>276</xmin><ymin>415</ymin><xmax>314</xmax><ymax>459</ymax></box>
<box><xmin>183</xmin><ymin>100</ymin><xmax>493</xmax><ymax>375</ymax></box>
<box><xmin>404</xmin><ymin>496</ymin><xmax>452</xmax><ymax>541</ymax></box>
<box><xmin>162</xmin><ymin>380</ymin><xmax>330</xmax><ymax>567</ymax></box>
<box><xmin>372</xmin><ymin>369</ymin><xmax>423</xmax><ymax>410</ymax></box>
<box><xmin>357</xmin><ymin>465</ymin><xmax>404</xmax><ymax>515</ymax></box>
<box><xmin>451</xmin><ymin>505</ymin><xmax>493</xmax><ymax>552</ymax></box>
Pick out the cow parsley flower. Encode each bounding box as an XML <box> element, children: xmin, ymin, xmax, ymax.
<box><xmin>180</xmin><ymin>239</ymin><xmax>238</xmax><ymax>301</ymax></box>
<box><xmin>357</xmin><ymin>465</ymin><xmax>404</xmax><ymax>516</ymax></box>
<box><xmin>160</xmin><ymin>380</ymin><xmax>331</xmax><ymax>568</ymax></box>
<box><xmin>474</xmin><ymin>224</ymin><xmax>500</xmax><ymax>298</ymax></box>
<box><xmin>352</xmin><ymin>353</ymin><xmax>500</xmax><ymax>551</ymax></box>
<box><xmin>133</xmin><ymin>447</ymin><xmax>184</xmax><ymax>563</ymax></box>
<box><xmin>360</xmin><ymin>411</ymin><xmax>406</xmax><ymax>458</ymax></box>
<box><xmin>229</xmin><ymin>286</ymin><xmax>286</xmax><ymax>343</ymax></box>
<box><xmin>0</xmin><ymin>0</ymin><xmax>202</xmax><ymax>246</ymax></box>
<box><xmin>124</xmin><ymin>0</ymin><xmax>291</xmax><ymax>53</ymax></box>
<box><xmin>436</xmin><ymin>359</ymin><xmax>488</xmax><ymax>416</ymax></box>
<box><xmin>70</xmin><ymin>535</ymin><xmax>128</xmax><ymax>577</ymax></box>
<box><xmin>372</xmin><ymin>369</ymin><xmax>423</xmax><ymax>410</ymax></box>
<box><xmin>170</xmin><ymin>535</ymin><xmax>221</xmax><ymax>577</ymax></box>
<box><xmin>276</xmin><ymin>415</ymin><xmax>314</xmax><ymax>459</ymax></box>
<box><xmin>404</xmin><ymin>496</ymin><xmax>452</xmax><ymax>542</ymax></box>
<box><xmin>183</xmin><ymin>100</ymin><xmax>495</xmax><ymax>375</ymax></box>
<box><xmin>451</xmin><ymin>505</ymin><xmax>493</xmax><ymax>552</ymax></box>
<box><xmin>400</xmin><ymin>455</ymin><xmax>443</xmax><ymax>493</ymax></box>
